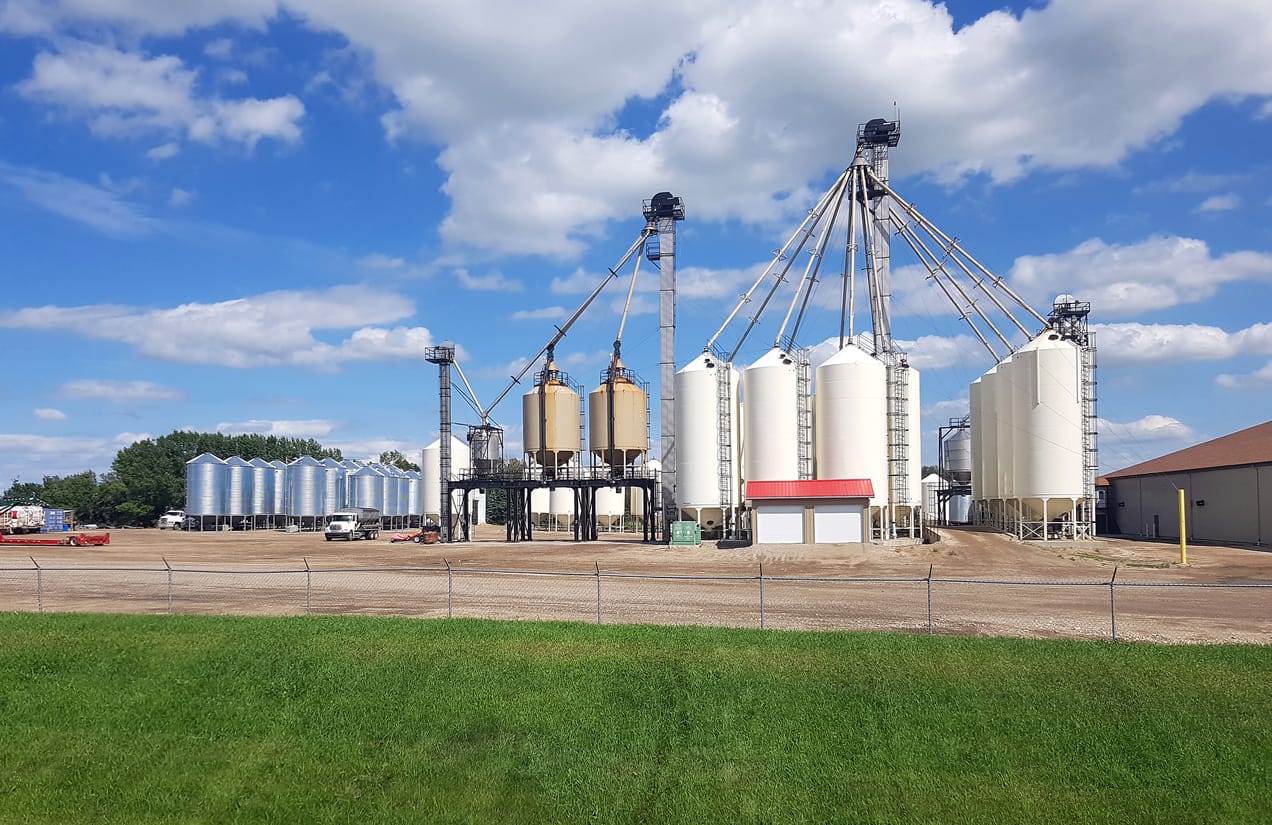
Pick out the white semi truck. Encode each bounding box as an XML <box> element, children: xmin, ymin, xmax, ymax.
<box><xmin>0</xmin><ymin>504</ymin><xmax>45</xmax><ymax>535</ymax></box>
<box><xmin>324</xmin><ymin>507</ymin><xmax>381</xmax><ymax>541</ymax></box>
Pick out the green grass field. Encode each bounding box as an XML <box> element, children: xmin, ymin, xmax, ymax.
<box><xmin>1</xmin><ymin>613</ymin><xmax>1268</xmax><ymax>824</ymax></box>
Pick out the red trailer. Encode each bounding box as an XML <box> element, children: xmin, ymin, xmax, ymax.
<box><xmin>0</xmin><ymin>532</ymin><xmax>110</xmax><ymax>547</ymax></box>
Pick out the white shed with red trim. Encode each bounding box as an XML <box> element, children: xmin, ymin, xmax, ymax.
<box><xmin>745</xmin><ymin>479</ymin><xmax>874</xmax><ymax>544</ymax></box>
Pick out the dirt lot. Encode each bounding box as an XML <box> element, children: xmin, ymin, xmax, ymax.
<box><xmin>2</xmin><ymin>525</ymin><xmax>1269</xmax><ymax>643</ymax></box>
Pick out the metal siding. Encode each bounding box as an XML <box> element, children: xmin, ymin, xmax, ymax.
<box><xmin>1190</xmin><ymin>466</ymin><xmax>1260</xmax><ymax>545</ymax></box>
<box><xmin>755</xmin><ymin>503</ymin><xmax>804</xmax><ymax>544</ymax></box>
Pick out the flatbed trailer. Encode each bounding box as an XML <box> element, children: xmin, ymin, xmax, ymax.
<box><xmin>0</xmin><ymin>532</ymin><xmax>110</xmax><ymax>547</ymax></box>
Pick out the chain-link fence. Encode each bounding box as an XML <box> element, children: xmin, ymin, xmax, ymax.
<box><xmin>2</xmin><ymin>560</ymin><xmax>1269</xmax><ymax>642</ymax></box>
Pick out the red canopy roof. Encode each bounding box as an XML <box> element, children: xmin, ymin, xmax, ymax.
<box><xmin>745</xmin><ymin>479</ymin><xmax>874</xmax><ymax>500</ymax></box>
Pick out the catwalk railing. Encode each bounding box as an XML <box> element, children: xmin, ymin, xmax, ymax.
<box><xmin>2</xmin><ymin>561</ymin><xmax>1269</xmax><ymax>643</ymax></box>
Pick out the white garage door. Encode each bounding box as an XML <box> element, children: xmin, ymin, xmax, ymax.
<box><xmin>813</xmin><ymin>503</ymin><xmax>864</xmax><ymax>543</ymax></box>
<box><xmin>756</xmin><ymin>503</ymin><xmax>805</xmax><ymax>544</ymax></box>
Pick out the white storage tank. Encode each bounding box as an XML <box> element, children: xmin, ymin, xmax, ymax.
<box><xmin>588</xmin><ymin>363</ymin><xmax>648</xmax><ymax>469</ymax></box>
<box><xmin>742</xmin><ymin>347</ymin><xmax>800</xmax><ymax>482</ymax></box>
<box><xmin>628</xmin><ymin>457</ymin><xmax>660</xmax><ymax>526</ymax></box>
<box><xmin>530</xmin><ymin>487</ymin><xmax>551</xmax><ymax>526</ymax></box>
<box><xmin>905</xmin><ymin>364</ymin><xmax>923</xmax><ymax>507</ymax></box>
<box><xmin>596</xmin><ymin>486</ymin><xmax>625</xmax><ymax>529</ymax></box>
<box><xmin>406</xmin><ymin>470</ymin><xmax>423</xmax><ymax>518</ymax></box>
<box><xmin>969</xmin><ymin>378</ymin><xmax>984</xmax><ymax>503</ymax></box>
<box><xmin>423</xmin><ymin>436</ymin><xmax>472</xmax><ymax>523</ymax></box>
<box><xmin>992</xmin><ymin>355</ymin><xmax>1017</xmax><ymax>505</ymax></box>
<box><xmin>380</xmin><ymin>464</ymin><xmax>400</xmax><ymax>519</ymax></box>
<box><xmin>1011</xmin><ymin>331</ymin><xmax>1083</xmax><ymax>520</ymax></box>
<box><xmin>522</xmin><ymin>360</ymin><xmax>580</xmax><ymax>476</ymax></box>
<box><xmin>978</xmin><ymin>361</ymin><xmax>1005</xmax><ymax>503</ymax></box>
<box><xmin>814</xmin><ymin>344</ymin><xmax>887</xmax><ymax>510</ymax></box>
<box><xmin>674</xmin><ymin>352</ymin><xmax>742</xmax><ymax>531</ymax></box>
<box><xmin>549</xmin><ymin>486</ymin><xmax>574</xmax><ymax>529</ymax></box>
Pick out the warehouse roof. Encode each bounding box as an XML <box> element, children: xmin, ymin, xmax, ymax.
<box><xmin>745</xmin><ymin>479</ymin><xmax>874</xmax><ymax>500</ymax></box>
<box><xmin>1106</xmin><ymin>420</ymin><xmax>1272</xmax><ymax>479</ymax></box>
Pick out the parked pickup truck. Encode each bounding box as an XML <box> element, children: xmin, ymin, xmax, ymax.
<box><xmin>158</xmin><ymin>509</ymin><xmax>187</xmax><ymax>530</ymax></box>
<box><xmin>324</xmin><ymin>507</ymin><xmax>381</xmax><ymax>541</ymax></box>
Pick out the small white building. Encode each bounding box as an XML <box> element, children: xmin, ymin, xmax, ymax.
<box><xmin>745</xmin><ymin>479</ymin><xmax>874</xmax><ymax>544</ymax></box>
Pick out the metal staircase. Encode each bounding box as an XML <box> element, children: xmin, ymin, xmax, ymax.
<box><xmin>795</xmin><ymin>348</ymin><xmax>813</xmax><ymax>480</ymax></box>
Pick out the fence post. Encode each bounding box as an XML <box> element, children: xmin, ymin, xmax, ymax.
<box><xmin>304</xmin><ymin>558</ymin><xmax>312</xmax><ymax>617</ymax></box>
<box><xmin>163</xmin><ymin>556</ymin><xmax>172</xmax><ymax>616</ymax></box>
<box><xmin>1109</xmin><ymin>565</ymin><xmax>1119</xmax><ymax>641</ymax></box>
<box><xmin>444</xmin><ymin>559</ymin><xmax>453</xmax><ymax>619</ymax></box>
<box><xmin>595</xmin><ymin>562</ymin><xmax>602</xmax><ymax>625</ymax></box>
<box><xmin>30</xmin><ymin>557</ymin><xmax>41</xmax><ymax>613</ymax></box>
<box><xmin>927</xmin><ymin>564</ymin><xmax>934</xmax><ymax>636</ymax></box>
<box><xmin>759</xmin><ymin>561</ymin><xmax>765</xmax><ymax>630</ymax></box>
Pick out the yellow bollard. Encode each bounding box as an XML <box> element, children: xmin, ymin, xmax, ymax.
<box><xmin>1179</xmin><ymin>488</ymin><xmax>1187</xmax><ymax>565</ymax></box>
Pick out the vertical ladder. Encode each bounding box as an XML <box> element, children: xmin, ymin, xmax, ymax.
<box><xmin>715</xmin><ymin>359</ymin><xmax>733</xmax><ymax>516</ymax></box>
<box><xmin>795</xmin><ymin>348</ymin><xmax>813</xmax><ymax>480</ymax></box>
<box><xmin>1079</xmin><ymin>336</ymin><xmax>1099</xmax><ymax>539</ymax></box>
<box><xmin>886</xmin><ymin>360</ymin><xmax>910</xmax><ymax>529</ymax></box>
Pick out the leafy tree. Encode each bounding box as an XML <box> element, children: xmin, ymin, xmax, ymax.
<box><xmin>379</xmin><ymin>449</ymin><xmax>421</xmax><ymax>472</ymax></box>
<box><xmin>483</xmin><ymin>457</ymin><xmax>524</xmax><ymax>526</ymax></box>
<box><xmin>2</xmin><ymin>480</ymin><xmax>44</xmax><ymax>503</ymax></box>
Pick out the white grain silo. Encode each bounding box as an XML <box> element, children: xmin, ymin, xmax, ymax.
<box><xmin>423</xmin><ymin>436</ymin><xmax>471</xmax><ymax>525</ymax></box>
<box><xmin>742</xmin><ymin>347</ymin><xmax>800</xmax><ymax>482</ymax></box>
<box><xmin>674</xmin><ymin>352</ymin><xmax>742</xmax><ymax>535</ymax></box>
<box><xmin>550</xmin><ymin>486</ymin><xmax>575</xmax><ymax>530</ymax></box>
<box><xmin>814</xmin><ymin>344</ymin><xmax>888</xmax><ymax>522</ymax></box>
<box><xmin>588</xmin><ymin>362</ymin><xmax>648</xmax><ymax>470</ymax></box>
<box><xmin>596</xmin><ymin>486</ymin><xmax>626</xmax><ymax>530</ymax></box>
<box><xmin>969</xmin><ymin>378</ymin><xmax>984</xmax><ymax>508</ymax></box>
<box><xmin>1010</xmin><ymin>331</ymin><xmax>1083</xmax><ymax>533</ymax></box>
<box><xmin>522</xmin><ymin>360</ymin><xmax>580</xmax><ymax>477</ymax></box>
<box><xmin>406</xmin><ymin>470</ymin><xmax>423</xmax><ymax>524</ymax></box>
<box><xmin>530</xmin><ymin>487</ymin><xmax>551</xmax><ymax>528</ymax></box>
<box><xmin>348</xmin><ymin>464</ymin><xmax>383</xmax><ymax>512</ymax></box>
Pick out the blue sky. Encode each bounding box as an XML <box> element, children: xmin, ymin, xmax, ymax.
<box><xmin>2</xmin><ymin>0</ymin><xmax>1272</xmax><ymax>488</ymax></box>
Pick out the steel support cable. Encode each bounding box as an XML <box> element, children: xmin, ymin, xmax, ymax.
<box><xmin>485</xmin><ymin>227</ymin><xmax>654</xmax><ymax>415</ymax></box>
<box><xmin>890</xmin><ymin>205</ymin><xmax>1020</xmax><ymax>353</ymax></box>
<box><xmin>840</xmin><ymin>164</ymin><xmax>861</xmax><ymax>349</ymax></box>
<box><xmin>705</xmin><ymin>168</ymin><xmax>850</xmax><ymax>356</ymax></box>
<box><xmin>451</xmin><ymin>360</ymin><xmax>489</xmax><ymax>422</ymax></box>
<box><xmin>725</xmin><ymin>174</ymin><xmax>847</xmax><ymax>361</ymax></box>
<box><xmin>867</xmin><ymin>168</ymin><xmax>1044</xmax><ymax>335</ymax></box>
<box><xmin>893</xmin><ymin>218</ymin><xmax>1006</xmax><ymax>359</ymax></box>
<box><xmin>778</xmin><ymin>172</ymin><xmax>849</xmax><ymax>347</ymax></box>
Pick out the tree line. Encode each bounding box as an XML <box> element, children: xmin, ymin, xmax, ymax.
<box><xmin>3</xmin><ymin>431</ymin><xmax>342</xmax><ymax>526</ymax></box>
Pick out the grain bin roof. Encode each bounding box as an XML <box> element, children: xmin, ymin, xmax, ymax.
<box><xmin>1106</xmin><ymin>420</ymin><xmax>1272</xmax><ymax>479</ymax></box>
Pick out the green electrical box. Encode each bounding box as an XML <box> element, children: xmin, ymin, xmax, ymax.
<box><xmin>671</xmin><ymin>521</ymin><xmax>702</xmax><ymax>546</ymax></box>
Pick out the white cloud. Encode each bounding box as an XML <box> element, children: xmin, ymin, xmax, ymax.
<box><xmin>325</xmin><ymin>437</ymin><xmax>421</xmax><ymax>463</ymax></box>
<box><xmin>1099</xmin><ymin>415</ymin><xmax>1195</xmax><ymax>443</ymax></box>
<box><xmin>1007</xmin><ymin>236</ymin><xmax>1272</xmax><ymax>319</ymax></box>
<box><xmin>454</xmin><ymin>268</ymin><xmax>522</xmax><ymax>292</ymax></box>
<box><xmin>894</xmin><ymin>334</ymin><xmax>988</xmax><ymax>371</ymax></box>
<box><xmin>922</xmin><ymin>397</ymin><xmax>969</xmax><ymax>421</ymax></box>
<box><xmin>510</xmin><ymin>307</ymin><xmax>567</xmax><ymax>321</ymax></box>
<box><xmin>169</xmin><ymin>187</ymin><xmax>193</xmax><ymax>206</ymax></box>
<box><xmin>17</xmin><ymin>41</ymin><xmax>303</xmax><ymax>149</ymax></box>
<box><xmin>146</xmin><ymin>141</ymin><xmax>179</xmax><ymax>160</ymax></box>
<box><xmin>358</xmin><ymin>253</ymin><xmax>406</xmax><ymax>270</ymax></box>
<box><xmin>60</xmin><ymin>379</ymin><xmax>184</xmax><ymax>403</ymax></box>
<box><xmin>0</xmin><ymin>163</ymin><xmax>158</xmax><ymax>237</ymax></box>
<box><xmin>0</xmin><ymin>431</ymin><xmax>149</xmax><ymax>483</ymax></box>
<box><xmin>1092</xmin><ymin>321</ymin><xmax>1272</xmax><ymax>366</ymax></box>
<box><xmin>1197</xmin><ymin>193</ymin><xmax>1241</xmax><ymax>212</ymax></box>
<box><xmin>10</xmin><ymin>2</ymin><xmax>1272</xmax><ymax>258</ymax></box>
<box><xmin>33</xmin><ymin>408</ymin><xmax>68</xmax><ymax>421</ymax></box>
<box><xmin>215</xmin><ymin>419</ymin><xmax>337</xmax><ymax>437</ymax></box>
<box><xmin>0</xmin><ymin>286</ymin><xmax>434</xmax><ymax>370</ymax></box>
<box><xmin>205</xmin><ymin>38</ymin><xmax>235</xmax><ymax>60</ymax></box>
<box><xmin>1216</xmin><ymin>361</ymin><xmax>1272</xmax><ymax>388</ymax></box>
